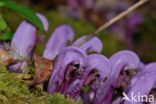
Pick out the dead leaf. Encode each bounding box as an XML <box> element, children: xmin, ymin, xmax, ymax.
<box><xmin>0</xmin><ymin>48</ymin><xmax>13</xmax><ymax>66</ymax></box>
<box><xmin>31</xmin><ymin>54</ymin><xmax>54</xmax><ymax>86</ymax></box>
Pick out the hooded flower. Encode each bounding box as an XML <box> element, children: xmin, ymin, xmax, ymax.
<box><xmin>46</xmin><ymin>31</ymin><xmax>104</xmax><ymax>97</ymax></box>
<box><xmin>73</xmin><ymin>35</ymin><xmax>103</xmax><ymax>53</ymax></box>
<box><xmin>101</xmin><ymin>50</ymin><xmax>141</xmax><ymax>104</ymax></box>
<box><xmin>47</xmin><ymin>46</ymin><xmax>87</xmax><ymax>94</ymax></box>
<box><xmin>109</xmin><ymin>50</ymin><xmax>141</xmax><ymax>86</ymax></box>
<box><xmin>124</xmin><ymin>63</ymin><xmax>156</xmax><ymax>104</ymax></box>
<box><xmin>61</xmin><ymin>54</ymin><xmax>111</xmax><ymax>101</ymax></box>
<box><xmin>131</xmin><ymin>62</ymin><xmax>156</xmax><ymax>87</ymax></box>
<box><xmin>9</xmin><ymin>13</ymin><xmax>49</xmax><ymax>72</ymax></box>
<box><xmin>45</xmin><ymin>29</ymin><xmax>104</xmax><ymax>98</ymax></box>
<box><xmin>79</xmin><ymin>54</ymin><xmax>112</xmax><ymax>104</ymax></box>
<box><xmin>43</xmin><ymin>25</ymin><xmax>74</xmax><ymax>60</ymax></box>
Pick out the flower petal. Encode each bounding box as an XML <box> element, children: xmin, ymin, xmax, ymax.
<box><xmin>9</xmin><ymin>13</ymin><xmax>48</xmax><ymax>72</ymax></box>
<box><xmin>85</xmin><ymin>54</ymin><xmax>111</xmax><ymax>104</ymax></box>
<box><xmin>109</xmin><ymin>50</ymin><xmax>141</xmax><ymax>85</ymax></box>
<box><xmin>125</xmin><ymin>73</ymin><xmax>156</xmax><ymax>104</ymax></box>
<box><xmin>43</xmin><ymin>25</ymin><xmax>74</xmax><ymax>60</ymax></box>
<box><xmin>36</xmin><ymin>13</ymin><xmax>49</xmax><ymax>32</ymax></box>
<box><xmin>99</xmin><ymin>50</ymin><xmax>141</xmax><ymax>103</ymax></box>
<box><xmin>10</xmin><ymin>21</ymin><xmax>37</xmax><ymax>59</ymax></box>
<box><xmin>73</xmin><ymin>36</ymin><xmax>103</xmax><ymax>53</ymax></box>
<box><xmin>131</xmin><ymin>63</ymin><xmax>156</xmax><ymax>85</ymax></box>
<box><xmin>47</xmin><ymin>46</ymin><xmax>87</xmax><ymax>93</ymax></box>
<box><xmin>59</xmin><ymin>50</ymin><xmax>110</xmax><ymax>98</ymax></box>
<box><xmin>87</xmin><ymin>54</ymin><xmax>111</xmax><ymax>80</ymax></box>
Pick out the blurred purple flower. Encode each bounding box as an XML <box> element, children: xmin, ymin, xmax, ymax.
<box><xmin>67</xmin><ymin>0</ymin><xmax>95</xmax><ymax>18</ymax></box>
<box><xmin>124</xmin><ymin>13</ymin><xmax>143</xmax><ymax>46</ymax></box>
<box><xmin>67</xmin><ymin>0</ymin><xmax>96</xmax><ymax>10</ymax></box>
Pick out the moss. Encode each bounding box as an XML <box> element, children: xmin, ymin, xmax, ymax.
<box><xmin>0</xmin><ymin>66</ymin><xmax>81</xmax><ymax>104</ymax></box>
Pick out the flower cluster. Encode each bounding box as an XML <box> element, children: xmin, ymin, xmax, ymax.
<box><xmin>6</xmin><ymin>13</ymin><xmax>156</xmax><ymax>104</ymax></box>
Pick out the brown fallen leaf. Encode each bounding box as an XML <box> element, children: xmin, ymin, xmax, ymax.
<box><xmin>0</xmin><ymin>48</ymin><xmax>13</xmax><ymax>66</ymax></box>
<box><xmin>31</xmin><ymin>54</ymin><xmax>54</xmax><ymax>86</ymax></box>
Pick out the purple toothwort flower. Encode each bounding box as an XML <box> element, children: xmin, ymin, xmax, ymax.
<box><xmin>131</xmin><ymin>62</ymin><xmax>156</xmax><ymax>87</ymax></box>
<box><xmin>100</xmin><ymin>50</ymin><xmax>141</xmax><ymax>104</ymax></box>
<box><xmin>71</xmin><ymin>54</ymin><xmax>111</xmax><ymax>103</ymax></box>
<box><xmin>9</xmin><ymin>13</ymin><xmax>49</xmax><ymax>72</ymax></box>
<box><xmin>47</xmin><ymin>46</ymin><xmax>87</xmax><ymax>94</ymax></box>
<box><xmin>109</xmin><ymin>50</ymin><xmax>141</xmax><ymax>86</ymax></box>
<box><xmin>124</xmin><ymin>63</ymin><xmax>156</xmax><ymax>104</ymax></box>
<box><xmin>10</xmin><ymin>21</ymin><xmax>36</xmax><ymax>59</ymax></box>
<box><xmin>63</xmin><ymin>54</ymin><xmax>111</xmax><ymax>101</ymax></box>
<box><xmin>73</xmin><ymin>35</ymin><xmax>103</xmax><ymax>53</ymax></box>
<box><xmin>43</xmin><ymin>25</ymin><xmax>74</xmax><ymax>60</ymax></box>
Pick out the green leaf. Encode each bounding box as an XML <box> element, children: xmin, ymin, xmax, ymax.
<box><xmin>0</xmin><ymin>15</ymin><xmax>7</xmax><ymax>30</ymax></box>
<box><xmin>0</xmin><ymin>31</ymin><xmax>13</xmax><ymax>40</ymax></box>
<box><xmin>2</xmin><ymin>1</ymin><xmax>44</xmax><ymax>31</ymax></box>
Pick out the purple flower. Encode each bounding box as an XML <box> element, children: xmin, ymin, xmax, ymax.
<box><xmin>109</xmin><ymin>50</ymin><xmax>141</xmax><ymax>86</ymax></box>
<box><xmin>9</xmin><ymin>13</ymin><xmax>49</xmax><ymax>72</ymax></box>
<box><xmin>45</xmin><ymin>25</ymin><xmax>103</xmax><ymax>98</ymax></box>
<box><xmin>47</xmin><ymin>46</ymin><xmax>87</xmax><ymax>94</ymax></box>
<box><xmin>10</xmin><ymin>21</ymin><xmax>37</xmax><ymax>59</ymax></box>
<box><xmin>63</xmin><ymin>54</ymin><xmax>111</xmax><ymax>101</ymax></box>
<box><xmin>100</xmin><ymin>50</ymin><xmax>141</xmax><ymax>103</ymax></box>
<box><xmin>80</xmin><ymin>54</ymin><xmax>111</xmax><ymax>103</ymax></box>
<box><xmin>67</xmin><ymin>0</ymin><xmax>95</xmax><ymax>9</ymax></box>
<box><xmin>124</xmin><ymin>63</ymin><xmax>156</xmax><ymax>104</ymax></box>
<box><xmin>73</xmin><ymin>35</ymin><xmax>103</xmax><ymax>53</ymax></box>
<box><xmin>66</xmin><ymin>0</ymin><xmax>95</xmax><ymax>18</ymax></box>
<box><xmin>43</xmin><ymin>25</ymin><xmax>74</xmax><ymax>60</ymax></box>
<box><xmin>131</xmin><ymin>62</ymin><xmax>156</xmax><ymax>86</ymax></box>
<box><xmin>124</xmin><ymin>13</ymin><xmax>143</xmax><ymax>46</ymax></box>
